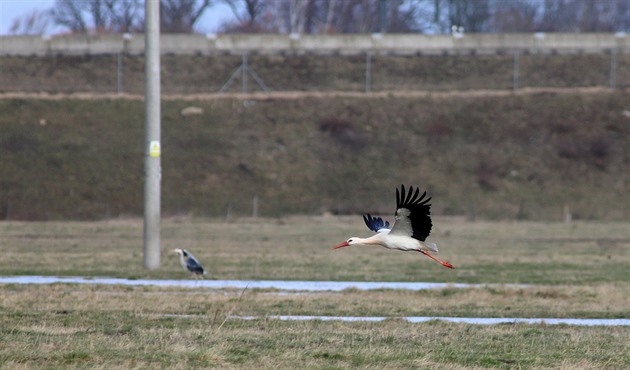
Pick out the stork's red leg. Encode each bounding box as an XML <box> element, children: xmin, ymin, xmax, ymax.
<box><xmin>419</xmin><ymin>250</ymin><xmax>455</xmax><ymax>269</ymax></box>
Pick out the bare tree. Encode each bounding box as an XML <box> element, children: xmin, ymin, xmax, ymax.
<box><xmin>160</xmin><ymin>0</ymin><xmax>212</xmax><ymax>32</ymax></box>
<box><xmin>50</xmin><ymin>0</ymin><xmax>142</xmax><ymax>33</ymax></box>
<box><xmin>89</xmin><ymin>0</ymin><xmax>110</xmax><ymax>31</ymax></box>
<box><xmin>385</xmin><ymin>0</ymin><xmax>423</xmax><ymax>32</ymax></box>
<box><xmin>289</xmin><ymin>0</ymin><xmax>309</xmax><ymax>33</ymax></box>
<box><xmin>220</xmin><ymin>0</ymin><xmax>270</xmax><ymax>31</ymax></box>
<box><xmin>613</xmin><ymin>0</ymin><xmax>630</xmax><ymax>32</ymax></box>
<box><xmin>539</xmin><ymin>0</ymin><xmax>581</xmax><ymax>32</ymax></box>
<box><xmin>263</xmin><ymin>0</ymin><xmax>418</xmax><ymax>34</ymax></box>
<box><xmin>260</xmin><ymin>0</ymin><xmax>313</xmax><ymax>34</ymax></box>
<box><xmin>323</xmin><ymin>0</ymin><xmax>336</xmax><ymax>32</ymax></box>
<box><xmin>484</xmin><ymin>0</ymin><xmax>630</xmax><ymax>33</ymax></box>
<box><xmin>51</xmin><ymin>0</ymin><xmax>89</xmax><ymax>32</ymax></box>
<box><xmin>446</xmin><ymin>0</ymin><xmax>491</xmax><ymax>33</ymax></box>
<box><xmin>105</xmin><ymin>0</ymin><xmax>142</xmax><ymax>32</ymax></box>
<box><xmin>223</xmin><ymin>0</ymin><xmax>265</xmax><ymax>25</ymax></box>
<box><xmin>9</xmin><ymin>10</ymin><xmax>51</xmax><ymax>35</ymax></box>
<box><xmin>491</xmin><ymin>0</ymin><xmax>539</xmax><ymax>32</ymax></box>
<box><xmin>576</xmin><ymin>0</ymin><xmax>630</xmax><ymax>32</ymax></box>
<box><xmin>215</xmin><ymin>0</ymin><xmax>630</xmax><ymax>34</ymax></box>
<box><xmin>538</xmin><ymin>0</ymin><xmax>617</xmax><ymax>32</ymax></box>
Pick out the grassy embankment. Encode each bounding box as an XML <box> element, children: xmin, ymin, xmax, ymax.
<box><xmin>0</xmin><ymin>92</ymin><xmax>628</xmax><ymax>220</ymax></box>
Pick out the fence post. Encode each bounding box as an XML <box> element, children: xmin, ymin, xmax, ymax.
<box><xmin>226</xmin><ymin>203</ymin><xmax>232</xmax><ymax>220</ymax></box>
<box><xmin>117</xmin><ymin>53</ymin><xmax>123</xmax><ymax>94</ymax></box>
<box><xmin>513</xmin><ymin>51</ymin><xmax>520</xmax><ymax>91</ymax></box>
<box><xmin>365</xmin><ymin>52</ymin><xmax>372</xmax><ymax>93</ymax></box>
<box><xmin>242</xmin><ymin>53</ymin><xmax>248</xmax><ymax>94</ymax></box>
<box><xmin>610</xmin><ymin>48</ymin><xmax>617</xmax><ymax>89</ymax></box>
<box><xmin>563</xmin><ymin>204</ymin><xmax>572</xmax><ymax>223</ymax></box>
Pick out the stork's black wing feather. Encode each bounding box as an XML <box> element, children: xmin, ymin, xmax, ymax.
<box><xmin>395</xmin><ymin>184</ymin><xmax>432</xmax><ymax>241</ymax></box>
<box><xmin>363</xmin><ymin>214</ymin><xmax>391</xmax><ymax>232</ymax></box>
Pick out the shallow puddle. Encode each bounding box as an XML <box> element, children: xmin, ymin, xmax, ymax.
<box><xmin>0</xmin><ymin>275</ymin><xmax>529</xmax><ymax>291</ymax></box>
<box><xmin>230</xmin><ymin>315</ymin><xmax>630</xmax><ymax>326</ymax></box>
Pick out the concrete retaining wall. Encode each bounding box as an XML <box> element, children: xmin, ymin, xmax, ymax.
<box><xmin>1</xmin><ymin>33</ymin><xmax>628</xmax><ymax>56</ymax></box>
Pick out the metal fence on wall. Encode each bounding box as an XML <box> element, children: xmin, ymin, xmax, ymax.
<box><xmin>0</xmin><ymin>51</ymin><xmax>628</xmax><ymax>95</ymax></box>
<box><xmin>0</xmin><ymin>33</ymin><xmax>629</xmax><ymax>95</ymax></box>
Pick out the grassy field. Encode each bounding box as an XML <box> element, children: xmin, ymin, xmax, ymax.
<box><xmin>0</xmin><ymin>217</ymin><xmax>628</xmax><ymax>368</ymax></box>
<box><xmin>1</xmin><ymin>216</ymin><xmax>629</xmax><ymax>283</ymax></box>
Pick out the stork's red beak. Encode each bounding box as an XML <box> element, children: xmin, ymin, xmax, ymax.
<box><xmin>332</xmin><ymin>241</ymin><xmax>350</xmax><ymax>250</ymax></box>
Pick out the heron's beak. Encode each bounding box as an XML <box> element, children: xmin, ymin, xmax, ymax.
<box><xmin>332</xmin><ymin>241</ymin><xmax>350</xmax><ymax>250</ymax></box>
<box><xmin>170</xmin><ymin>249</ymin><xmax>179</xmax><ymax>254</ymax></box>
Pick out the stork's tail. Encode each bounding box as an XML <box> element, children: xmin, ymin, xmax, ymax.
<box><xmin>421</xmin><ymin>242</ymin><xmax>439</xmax><ymax>253</ymax></box>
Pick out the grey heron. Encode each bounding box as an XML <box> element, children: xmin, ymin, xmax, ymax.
<box><xmin>171</xmin><ymin>248</ymin><xmax>207</xmax><ymax>278</ymax></box>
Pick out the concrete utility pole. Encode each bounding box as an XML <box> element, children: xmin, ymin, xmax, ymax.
<box><xmin>143</xmin><ymin>0</ymin><xmax>161</xmax><ymax>269</ymax></box>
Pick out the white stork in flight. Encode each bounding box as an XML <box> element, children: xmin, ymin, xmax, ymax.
<box><xmin>333</xmin><ymin>185</ymin><xmax>454</xmax><ymax>269</ymax></box>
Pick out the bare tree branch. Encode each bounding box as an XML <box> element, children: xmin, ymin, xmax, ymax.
<box><xmin>222</xmin><ymin>0</ymin><xmax>265</xmax><ymax>25</ymax></box>
<box><xmin>9</xmin><ymin>10</ymin><xmax>51</xmax><ymax>35</ymax></box>
<box><xmin>215</xmin><ymin>0</ymin><xmax>630</xmax><ymax>34</ymax></box>
<box><xmin>105</xmin><ymin>0</ymin><xmax>142</xmax><ymax>32</ymax></box>
<box><xmin>161</xmin><ymin>0</ymin><xmax>212</xmax><ymax>33</ymax></box>
<box><xmin>51</xmin><ymin>0</ymin><xmax>88</xmax><ymax>32</ymax></box>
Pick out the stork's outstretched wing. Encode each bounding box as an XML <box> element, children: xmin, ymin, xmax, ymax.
<box><xmin>363</xmin><ymin>214</ymin><xmax>391</xmax><ymax>233</ymax></box>
<box><xmin>390</xmin><ymin>184</ymin><xmax>432</xmax><ymax>241</ymax></box>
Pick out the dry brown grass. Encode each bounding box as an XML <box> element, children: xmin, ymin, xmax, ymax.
<box><xmin>1</xmin><ymin>283</ymin><xmax>629</xmax><ymax>369</ymax></box>
<box><xmin>3</xmin><ymin>282</ymin><xmax>627</xmax><ymax>320</ymax></box>
<box><xmin>0</xmin><ymin>217</ymin><xmax>628</xmax><ymax>285</ymax></box>
<box><xmin>0</xmin><ymin>218</ymin><xmax>628</xmax><ymax>368</ymax></box>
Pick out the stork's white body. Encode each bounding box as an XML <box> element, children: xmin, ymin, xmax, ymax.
<box><xmin>348</xmin><ymin>231</ymin><xmax>438</xmax><ymax>253</ymax></box>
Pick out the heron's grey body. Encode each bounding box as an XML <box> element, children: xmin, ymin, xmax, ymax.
<box><xmin>172</xmin><ymin>248</ymin><xmax>206</xmax><ymax>277</ymax></box>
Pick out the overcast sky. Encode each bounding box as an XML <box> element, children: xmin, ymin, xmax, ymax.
<box><xmin>0</xmin><ymin>0</ymin><xmax>236</xmax><ymax>35</ymax></box>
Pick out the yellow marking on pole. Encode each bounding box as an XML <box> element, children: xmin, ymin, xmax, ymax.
<box><xmin>149</xmin><ymin>141</ymin><xmax>161</xmax><ymax>158</ymax></box>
